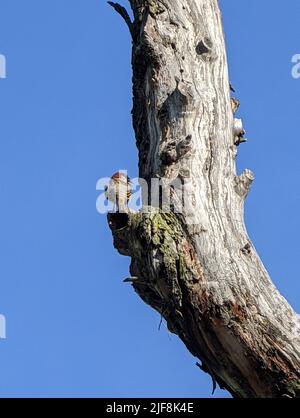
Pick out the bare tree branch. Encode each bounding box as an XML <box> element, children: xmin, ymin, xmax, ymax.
<box><xmin>107</xmin><ymin>1</ymin><xmax>135</xmax><ymax>41</ymax></box>
<box><xmin>106</xmin><ymin>0</ymin><xmax>300</xmax><ymax>398</ymax></box>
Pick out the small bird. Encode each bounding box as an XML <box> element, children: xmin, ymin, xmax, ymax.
<box><xmin>230</xmin><ymin>83</ymin><xmax>236</xmax><ymax>93</ymax></box>
<box><xmin>230</xmin><ymin>98</ymin><xmax>240</xmax><ymax>114</ymax></box>
<box><xmin>233</xmin><ymin>118</ymin><xmax>247</xmax><ymax>146</ymax></box>
<box><xmin>105</xmin><ymin>172</ymin><xmax>132</xmax><ymax>212</ymax></box>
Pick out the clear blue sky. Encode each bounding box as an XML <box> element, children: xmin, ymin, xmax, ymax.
<box><xmin>0</xmin><ymin>0</ymin><xmax>299</xmax><ymax>398</ymax></box>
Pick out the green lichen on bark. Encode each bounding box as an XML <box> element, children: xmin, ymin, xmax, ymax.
<box><xmin>284</xmin><ymin>380</ymin><xmax>300</xmax><ymax>398</ymax></box>
<box><xmin>108</xmin><ymin>209</ymin><xmax>198</xmax><ymax>332</ymax></box>
<box><xmin>146</xmin><ymin>0</ymin><xmax>165</xmax><ymax>17</ymax></box>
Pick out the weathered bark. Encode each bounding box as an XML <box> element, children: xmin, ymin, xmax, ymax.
<box><xmin>107</xmin><ymin>0</ymin><xmax>300</xmax><ymax>398</ymax></box>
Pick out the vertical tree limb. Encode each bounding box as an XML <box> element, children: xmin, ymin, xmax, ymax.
<box><xmin>107</xmin><ymin>0</ymin><xmax>300</xmax><ymax>398</ymax></box>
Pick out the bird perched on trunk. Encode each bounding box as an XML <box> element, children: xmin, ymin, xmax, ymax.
<box><xmin>105</xmin><ymin>172</ymin><xmax>132</xmax><ymax>212</ymax></box>
<box><xmin>230</xmin><ymin>98</ymin><xmax>240</xmax><ymax>114</ymax></box>
<box><xmin>233</xmin><ymin>118</ymin><xmax>247</xmax><ymax>146</ymax></box>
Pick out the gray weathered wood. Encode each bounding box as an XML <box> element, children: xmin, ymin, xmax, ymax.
<box><xmin>107</xmin><ymin>0</ymin><xmax>300</xmax><ymax>397</ymax></box>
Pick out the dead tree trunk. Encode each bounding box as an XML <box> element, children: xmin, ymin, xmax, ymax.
<box><xmin>107</xmin><ymin>0</ymin><xmax>300</xmax><ymax>398</ymax></box>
